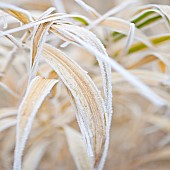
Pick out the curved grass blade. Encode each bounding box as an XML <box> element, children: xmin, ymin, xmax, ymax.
<box><xmin>74</xmin><ymin>0</ymin><xmax>100</xmax><ymax>18</ymax></box>
<box><xmin>42</xmin><ymin>44</ymin><xmax>106</xmax><ymax>169</ymax></box>
<box><xmin>52</xmin><ymin>25</ymin><xmax>167</xmax><ymax>106</ymax></box>
<box><xmin>101</xmin><ymin>17</ymin><xmax>153</xmax><ymax>48</ymax></box>
<box><xmin>0</xmin><ymin>82</ymin><xmax>19</xmax><ymax>98</ymax></box>
<box><xmin>65</xmin><ymin>126</ymin><xmax>92</xmax><ymax>170</ymax></box>
<box><xmin>13</xmin><ymin>76</ymin><xmax>57</xmax><ymax>170</ymax></box>
<box><xmin>0</xmin><ymin>2</ymin><xmax>33</xmax><ymax>24</ymax></box>
<box><xmin>0</xmin><ymin>107</ymin><xmax>17</xmax><ymax>119</ymax></box>
<box><xmin>0</xmin><ymin>118</ymin><xmax>16</xmax><ymax>132</ymax></box>
<box><xmin>23</xmin><ymin>140</ymin><xmax>49</xmax><ymax>170</ymax></box>
<box><xmin>114</xmin><ymin>34</ymin><xmax>170</xmax><ymax>56</ymax></box>
<box><xmin>30</xmin><ymin>22</ymin><xmax>53</xmax><ymax>80</ymax></box>
<box><xmin>51</xmin><ymin>24</ymin><xmax>112</xmax><ymax>122</ymax></box>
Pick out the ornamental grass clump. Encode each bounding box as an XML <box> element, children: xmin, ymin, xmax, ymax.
<box><xmin>0</xmin><ymin>0</ymin><xmax>170</xmax><ymax>170</ymax></box>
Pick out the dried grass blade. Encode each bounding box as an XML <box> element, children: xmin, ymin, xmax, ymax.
<box><xmin>0</xmin><ymin>107</ymin><xmax>17</xmax><ymax>119</ymax></box>
<box><xmin>0</xmin><ymin>118</ymin><xmax>16</xmax><ymax>132</ymax></box>
<box><xmin>144</xmin><ymin>114</ymin><xmax>170</xmax><ymax>133</ymax></box>
<box><xmin>65</xmin><ymin>126</ymin><xmax>92</xmax><ymax>170</ymax></box>
<box><xmin>52</xmin><ymin>24</ymin><xmax>167</xmax><ymax>106</ymax></box>
<box><xmin>107</xmin><ymin>70</ymin><xmax>168</xmax><ymax>86</ymax></box>
<box><xmin>74</xmin><ymin>0</ymin><xmax>100</xmax><ymax>18</ymax></box>
<box><xmin>51</xmin><ymin>24</ymin><xmax>112</xmax><ymax>123</ymax></box>
<box><xmin>0</xmin><ymin>2</ymin><xmax>33</xmax><ymax>24</ymax></box>
<box><xmin>0</xmin><ymin>82</ymin><xmax>19</xmax><ymax>98</ymax></box>
<box><xmin>38</xmin><ymin>7</ymin><xmax>56</xmax><ymax>20</ymax></box>
<box><xmin>0</xmin><ymin>13</ymin><xmax>80</xmax><ymax>36</ymax></box>
<box><xmin>13</xmin><ymin>76</ymin><xmax>57</xmax><ymax>170</ymax></box>
<box><xmin>118</xmin><ymin>23</ymin><xmax>135</xmax><ymax>58</ymax></box>
<box><xmin>51</xmin><ymin>24</ymin><xmax>113</xmax><ymax>169</ymax></box>
<box><xmin>30</xmin><ymin>22</ymin><xmax>52</xmax><ymax>80</ymax></box>
<box><xmin>101</xmin><ymin>17</ymin><xmax>153</xmax><ymax>48</ymax></box>
<box><xmin>42</xmin><ymin>44</ymin><xmax>106</xmax><ymax>168</ymax></box>
<box><xmin>86</xmin><ymin>0</ymin><xmax>138</xmax><ymax>30</ymax></box>
<box><xmin>23</xmin><ymin>140</ymin><xmax>49</xmax><ymax>170</ymax></box>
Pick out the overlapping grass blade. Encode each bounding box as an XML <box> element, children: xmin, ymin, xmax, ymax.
<box><xmin>0</xmin><ymin>2</ymin><xmax>33</xmax><ymax>24</ymax></box>
<box><xmin>0</xmin><ymin>107</ymin><xmax>17</xmax><ymax>119</ymax></box>
<box><xmin>23</xmin><ymin>140</ymin><xmax>49</xmax><ymax>170</ymax></box>
<box><xmin>30</xmin><ymin>22</ymin><xmax>52</xmax><ymax>80</ymax></box>
<box><xmin>65</xmin><ymin>126</ymin><xmax>92</xmax><ymax>170</ymax></box>
<box><xmin>42</xmin><ymin>44</ymin><xmax>106</xmax><ymax>169</ymax></box>
<box><xmin>14</xmin><ymin>76</ymin><xmax>57</xmax><ymax>170</ymax></box>
<box><xmin>0</xmin><ymin>118</ymin><xmax>16</xmax><ymax>132</ymax></box>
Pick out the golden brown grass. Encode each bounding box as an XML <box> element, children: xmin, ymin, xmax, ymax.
<box><xmin>0</xmin><ymin>0</ymin><xmax>170</xmax><ymax>170</ymax></box>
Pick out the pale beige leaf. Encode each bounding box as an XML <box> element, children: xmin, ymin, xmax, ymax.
<box><xmin>23</xmin><ymin>140</ymin><xmax>49</xmax><ymax>170</ymax></box>
<box><xmin>100</xmin><ymin>17</ymin><xmax>153</xmax><ymax>48</ymax></box>
<box><xmin>0</xmin><ymin>107</ymin><xmax>17</xmax><ymax>119</ymax></box>
<box><xmin>0</xmin><ymin>82</ymin><xmax>19</xmax><ymax>98</ymax></box>
<box><xmin>51</xmin><ymin>24</ymin><xmax>112</xmax><ymax>124</ymax></box>
<box><xmin>144</xmin><ymin>114</ymin><xmax>170</xmax><ymax>133</ymax></box>
<box><xmin>14</xmin><ymin>76</ymin><xmax>57</xmax><ymax>170</ymax></box>
<box><xmin>74</xmin><ymin>0</ymin><xmax>100</xmax><ymax>18</ymax></box>
<box><xmin>30</xmin><ymin>22</ymin><xmax>52</xmax><ymax>79</ymax></box>
<box><xmin>86</xmin><ymin>0</ymin><xmax>138</xmax><ymax>30</ymax></box>
<box><xmin>94</xmin><ymin>69</ymin><xmax>167</xmax><ymax>87</ymax></box>
<box><xmin>0</xmin><ymin>118</ymin><xmax>16</xmax><ymax>132</ymax></box>
<box><xmin>51</xmin><ymin>23</ymin><xmax>167</xmax><ymax>106</ymax></box>
<box><xmin>42</xmin><ymin>44</ymin><xmax>106</xmax><ymax>168</ymax></box>
<box><xmin>65</xmin><ymin>126</ymin><xmax>92</xmax><ymax>170</ymax></box>
<box><xmin>0</xmin><ymin>2</ymin><xmax>33</xmax><ymax>24</ymax></box>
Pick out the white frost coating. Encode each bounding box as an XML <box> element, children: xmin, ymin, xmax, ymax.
<box><xmin>76</xmin><ymin>110</ymin><xmax>95</xmax><ymax>162</ymax></box>
<box><xmin>13</xmin><ymin>77</ymin><xmax>57</xmax><ymax>170</ymax></box>
<box><xmin>0</xmin><ymin>2</ymin><xmax>33</xmax><ymax>22</ymax></box>
<box><xmin>119</xmin><ymin>23</ymin><xmax>135</xmax><ymax>58</ymax></box>
<box><xmin>39</xmin><ymin>7</ymin><xmax>56</xmax><ymax>20</ymax></box>
<box><xmin>59</xmin><ymin>30</ymin><xmax>167</xmax><ymax>106</ymax></box>
<box><xmin>43</xmin><ymin>48</ymin><xmax>101</xmax><ymax>165</ymax></box>
<box><xmin>2</xmin><ymin>33</ymin><xmax>23</xmax><ymax>48</ymax></box>
<box><xmin>53</xmin><ymin>25</ymin><xmax>112</xmax><ymax>169</ymax></box>
<box><xmin>56</xmin><ymin>24</ymin><xmax>112</xmax><ymax>117</ymax></box>
<box><xmin>125</xmin><ymin>23</ymin><xmax>135</xmax><ymax>54</ymax></box>
<box><xmin>0</xmin><ymin>14</ymin><xmax>90</xmax><ymax>37</ymax></box>
<box><xmin>29</xmin><ymin>25</ymin><xmax>38</xmax><ymax>80</ymax></box>
<box><xmin>56</xmin><ymin>25</ymin><xmax>113</xmax><ymax>124</ymax></box>
<box><xmin>29</xmin><ymin>22</ymin><xmax>53</xmax><ymax>81</ymax></box>
<box><xmin>66</xmin><ymin>83</ymin><xmax>96</xmax><ymax>163</ymax></box>
<box><xmin>42</xmin><ymin>45</ymin><xmax>106</xmax><ymax>168</ymax></box>
<box><xmin>74</xmin><ymin>0</ymin><xmax>100</xmax><ymax>17</ymax></box>
<box><xmin>71</xmin><ymin>97</ymin><xmax>95</xmax><ymax>161</ymax></box>
<box><xmin>53</xmin><ymin>26</ymin><xmax>168</xmax><ymax>169</ymax></box>
<box><xmin>62</xmin><ymin>0</ymin><xmax>139</xmax><ymax>48</ymax></box>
